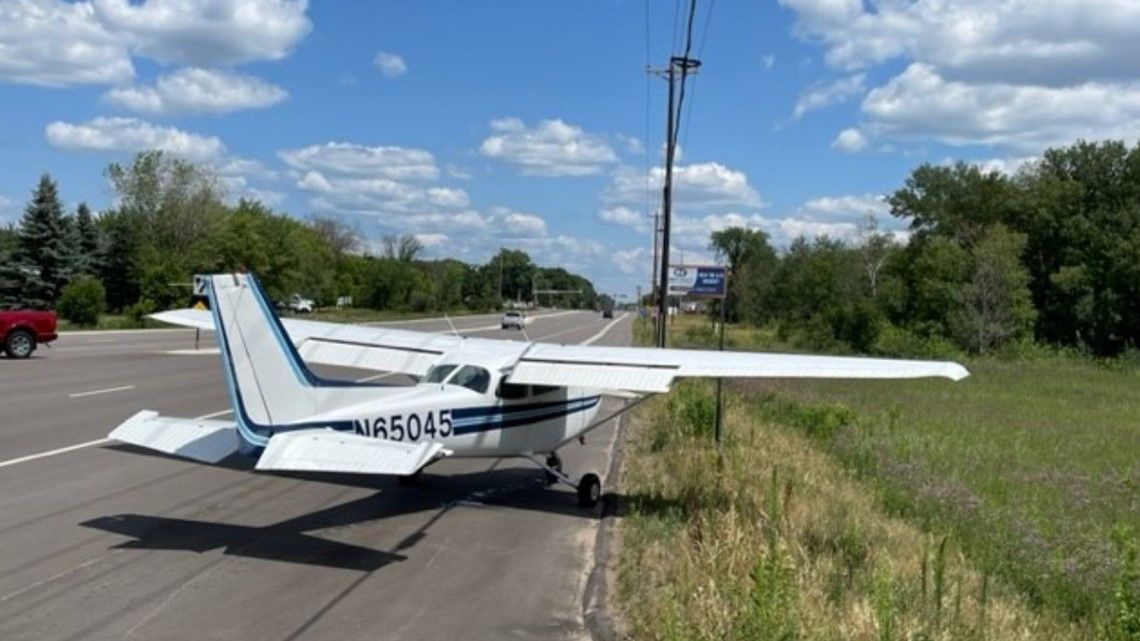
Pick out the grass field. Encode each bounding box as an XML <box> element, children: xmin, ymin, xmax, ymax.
<box><xmin>618</xmin><ymin>316</ymin><xmax>1139</xmax><ymax>639</ymax></box>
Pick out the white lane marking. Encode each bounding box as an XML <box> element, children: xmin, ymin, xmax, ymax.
<box><xmin>161</xmin><ymin>348</ymin><xmax>220</xmax><ymax>355</ymax></box>
<box><xmin>0</xmin><ymin>438</ymin><xmax>113</xmax><ymax>470</ymax></box>
<box><xmin>584</xmin><ymin>313</ymin><xmax>629</xmax><ymax>345</ymax></box>
<box><xmin>68</xmin><ymin>385</ymin><xmax>136</xmax><ymax>399</ymax></box>
<box><xmin>61</xmin><ymin>328</ymin><xmax>189</xmax><ymax>337</ymax></box>
<box><xmin>194</xmin><ymin>409</ymin><xmax>233</xmax><ymax>420</ymax></box>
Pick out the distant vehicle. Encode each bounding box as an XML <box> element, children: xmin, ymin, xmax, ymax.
<box><xmin>501</xmin><ymin>310</ymin><xmax>525</xmax><ymax>330</ymax></box>
<box><xmin>1</xmin><ymin>309</ymin><xmax>58</xmax><ymax>358</ymax></box>
<box><xmin>284</xmin><ymin>294</ymin><xmax>314</xmax><ymax>314</ymax></box>
<box><xmin>601</xmin><ymin>308</ymin><xmax>614</xmax><ymax>319</ymax></box>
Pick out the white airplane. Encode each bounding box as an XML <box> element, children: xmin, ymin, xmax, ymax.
<box><xmin>109</xmin><ymin>273</ymin><xmax>968</xmax><ymax>508</ymax></box>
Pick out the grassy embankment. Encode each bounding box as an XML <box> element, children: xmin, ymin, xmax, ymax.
<box><xmin>617</xmin><ymin>315</ymin><xmax>1139</xmax><ymax>640</ymax></box>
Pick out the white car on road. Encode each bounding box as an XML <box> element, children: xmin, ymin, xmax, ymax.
<box><xmin>501</xmin><ymin>310</ymin><xmax>525</xmax><ymax>330</ymax></box>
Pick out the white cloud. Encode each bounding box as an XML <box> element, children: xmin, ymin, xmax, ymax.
<box><xmin>93</xmin><ymin>0</ymin><xmax>312</xmax><ymax>67</ymax></box>
<box><xmin>606</xmin><ymin>162</ymin><xmax>762</xmax><ymax>208</ymax></box>
<box><xmin>104</xmin><ymin>67</ymin><xmax>287</xmax><ymax>115</ymax></box>
<box><xmin>793</xmin><ymin>73</ymin><xmax>865</xmax><ymax>119</ymax></box>
<box><xmin>761</xmin><ymin>54</ymin><xmax>776</xmax><ymax>70</ymax></box>
<box><xmin>797</xmin><ymin>194</ymin><xmax>887</xmax><ymax>222</ymax></box>
<box><xmin>971</xmin><ymin>155</ymin><xmax>1038</xmax><ymax>176</ymax></box>
<box><xmin>782</xmin><ymin>0</ymin><xmax>1140</xmax><ymax>155</ymax></box>
<box><xmin>45</xmin><ymin>116</ymin><xmax>224</xmax><ymax>160</ymax></box>
<box><xmin>831</xmin><ymin>127</ymin><xmax>867</xmax><ymax>152</ymax></box>
<box><xmin>480</xmin><ymin>118</ymin><xmax>618</xmax><ymax>176</ymax></box>
<box><xmin>612</xmin><ymin>247</ymin><xmax>649</xmax><ymax>275</ymax></box>
<box><xmin>414</xmin><ymin>233</ymin><xmax>448</xmax><ymax>248</ymax></box>
<box><xmin>615</xmin><ymin>134</ymin><xmax>644</xmax><ymax>155</ymax></box>
<box><xmin>0</xmin><ymin>194</ymin><xmax>17</xmax><ymax>225</ymax></box>
<box><xmin>599</xmin><ymin>206</ymin><xmax>648</xmax><ymax>232</ymax></box>
<box><xmin>0</xmin><ymin>0</ymin><xmax>134</xmax><ymax>86</ymax></box>
<box><xmin>279</xmin><ymin>142</ymin><xmax>438</xmax><ymax>181</ymax></box>
<box><xmin>373</xmin><ymin>52</ymin><xmax>406</xmax><ymax>77</ymax></box>
<box><xmin>862</xmin><ymin>63</ymin><xmax>1140</xmax><ymax>151</ymax></box>
<box><xmin>489</xmin><ymin>207</ymin><xmax>547</xmax><ymax>237</ymax></box>
<box><xmin>446</xmin><ymin>164</ymin><xmax>473</xmax><ymax>180</ymax></box>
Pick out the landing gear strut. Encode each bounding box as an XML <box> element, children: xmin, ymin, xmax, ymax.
<box><xmin>528</xmin><ymin>454</ymin><xmax>601</xmax><ymax>508</ymax></box>
<box><xmin>544</xmin><ymin>453</ymin><xmax>562</xmax><ymax>485</ymax></box>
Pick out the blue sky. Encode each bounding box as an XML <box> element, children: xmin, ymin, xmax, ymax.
<box><xmin>2</xmin><ymin>1</ymin><xmax>1138</xmax><ymax>297</ymax></box>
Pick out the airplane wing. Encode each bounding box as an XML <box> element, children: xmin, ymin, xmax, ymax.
<box><xmin>152</xmin><ymin>308</ymin><xmax>464</xmax><ymax>377</ymax></box>
<box><xmin>505</xmin><ymin>343</ymin><xmax>969</xmax><ymax>393</ymax></box>
<box><xmin>151</xmin><ymin>308</ymin><xmax>967</xmax><ymax>392</ymax></box>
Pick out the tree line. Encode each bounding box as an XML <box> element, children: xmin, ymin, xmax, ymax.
<box><xmin>708</xmin><ymin>139</ymin><xmax>1140</xmax><ymax>358</ymax></box>
<box><xmin>0</xmin><ymin>151</ymin><xmax>599</xmax><ymax>324</ymax></box>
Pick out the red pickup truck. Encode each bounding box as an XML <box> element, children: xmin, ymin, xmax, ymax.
<box><xmin>0</xmin><ymin>310</ymin><xmax>58</xmax><ymax>358</ymax></box>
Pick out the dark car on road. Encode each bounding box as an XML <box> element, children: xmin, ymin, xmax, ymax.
<box><xmin>1</xmin><ymin>310</ymin><xmax>58</xmax><ymax>358</ymax></box>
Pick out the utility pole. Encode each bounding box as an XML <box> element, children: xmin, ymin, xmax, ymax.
<box><xmin>650</xmin><ymin>55</ymin><xmax>701</xmax><ymax>347</ymax></box>
<box><xmin>650</xmin><ymin>209</ymin><xmax>660</xmax><ymax>339</ymax></box>
<box><xmin>497</xmin><ymin>249</ymin><xmax>503</xmax><ymax>308</ymax></box>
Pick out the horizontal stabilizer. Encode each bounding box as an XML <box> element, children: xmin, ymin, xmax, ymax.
<box><xmin>109</xmin><ymin>410</ymin><xmax>239</xmax><ymax>463</ymax></box>
<box><xmin>255</xmin><ymin>430</ymin><xmax>449</xmax><ymax>476</ymax></box>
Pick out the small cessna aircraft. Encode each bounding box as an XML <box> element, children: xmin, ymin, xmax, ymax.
<box><xmin>109</xmin><ymin>273</ymin><xmax>968</xmax><ymax>508</ymax></box>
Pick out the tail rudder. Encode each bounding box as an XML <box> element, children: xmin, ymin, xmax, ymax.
<box><xmin>205</xmin><ymin>273</ymin><xmax>321</xmax><ymax>450</ymax></box>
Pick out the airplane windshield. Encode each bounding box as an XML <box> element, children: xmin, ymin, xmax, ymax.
<box><xmin>449</xmin><ymin>365</ymin><xmax>491</xmax><ymax>393</ymax></box>
<box><xmin>423</xmin><ymin>364</ymin><xmax>458</xmax><ymax>384</ymax></box>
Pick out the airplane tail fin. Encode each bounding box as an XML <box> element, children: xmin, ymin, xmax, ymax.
<box><xmin>203</xmin><ymin>273</ymin><xmax>339</xmax><ymax>452</ymax></box>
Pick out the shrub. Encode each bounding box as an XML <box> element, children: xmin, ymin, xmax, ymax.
<box><xmin>57</xmin><ymin>276</ymin><xmax>105</xmax><ymax>326</ymax></box>
<box><xmin>124</xmin><ymin>298</ymin><xmax>156</xmax><ymax>328</ymax></box>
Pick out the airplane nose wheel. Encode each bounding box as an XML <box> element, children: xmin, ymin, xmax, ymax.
<box><xmin>577</xmin><ymin>473</ymin><xmax>601</xmax><ymax>508</ymax></box>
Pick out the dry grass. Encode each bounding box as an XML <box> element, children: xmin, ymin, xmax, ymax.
<box><xmin>617</xmin><ymin>381</ymin><xmax>1088</xmax><ymax>640</ymax></box>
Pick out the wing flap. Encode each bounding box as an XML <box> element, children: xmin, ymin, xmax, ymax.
<box><xmin>509</xmin><ymin>360</ymin><xmax>677</xmax><ymax>393</ymax></box>
<box><xmin>255</xmin><ymin>430</ymin><xmax>448</xmax><ymax>475</ymax></box>
<box><xmin>109</xmin><ymin>410</ymin><xmax>239</xmax><ymax>463</ymax></box>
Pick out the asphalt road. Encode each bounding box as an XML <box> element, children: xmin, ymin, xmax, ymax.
<box><xmin>0</xmin><ymin>309</ymin><xmax>633</xmax><ymax>641</ymax></box>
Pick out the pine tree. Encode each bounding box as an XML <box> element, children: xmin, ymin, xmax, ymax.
<box><xmin>73</xmin><ymin>202</ymin><xmax>101</xmax><ymax>276</ymax></box>
<box><xmin>0</xmin><ymin>175</ymin><xmax>73</xmax><ymax>308</ymax></box>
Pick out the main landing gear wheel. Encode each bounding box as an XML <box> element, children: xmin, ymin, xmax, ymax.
<box><xmin>577</xmin><ymin>473</ymin><xmax>601</xmax><ymax>508</ymax></box>
<box><xmin>544</xmin><ymin>453</ymin><xmax>563</xmax><ymax>485</ymax></box>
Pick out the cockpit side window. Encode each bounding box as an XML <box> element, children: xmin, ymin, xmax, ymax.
<box><xmin>450</xmin><ymin>365</ymin><xmax>491</xmax><ymax>393</ymax></box>
<box><xmin>531</xmin><ymin>385</ymin><xmax>559</xmax><ymax>396</ymax></box>
<box><xmin>423</xmin><ymin>364</ymin><xmax>458</xmax><ymax>384</ymax></box>
<box><xmin>497</xmin><ymin>381</ymin><xmax>528</xmax><ymax>399</ymax></box>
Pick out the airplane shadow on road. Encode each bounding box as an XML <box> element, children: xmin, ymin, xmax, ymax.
<box><xmin>84</xmin><ymin>445</ymin><xmax>647</xmax><ymax>572</ymax></box>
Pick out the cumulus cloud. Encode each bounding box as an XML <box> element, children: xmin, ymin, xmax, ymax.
<box><xmin>480</xmin><ymin>118</ymin><xmax>618</xmax><ymax>176</ymax></box>
<box><xmin>780</xmin><ymin>0</ymin><xmax>1140</xmax><ymax>155</ymax></box>
<box><xmin>831</xmin><ymin>127</ymin><xmax>867</xmax><ymax>152</ymax></box>
<box><xmin>414</xmin><ymin>233</ymin><xmax>448</xmax><ymax>248</ymax></box>
<box><xmin>861</xmin><ymin>63</ymin><xmax>1140</xmax><ymax>151</ymax></box>
<box><xmin>606</xmin><ymin>162</ymin><xmax>762</xmax><ymax>208</ymax></box>
<box><xmin>489</xmin><ymin>207</ymin><xmax>547</xmax><ymax>237</ymax></box>
<box><xmin>93</xmin><ymin>0</ymin><xmax>312</xmax><ymax>67</ymax></box>
<box><xmin>45</xmin><ymin>116</ymin><xmax>224</xmax><ymax>160</ymax></box>
<box><xmin>793</xmin><ymin>73</ymin><xmax>865</xmax><ymax>119</ymax></box>
<box><xmin>0</xmin><ymin>0</ymin><xmax>134</xmax><ymax>86</ymax></box>
<box><xmin>599</xmin><ymin>206</ymin><xmax>649</xmax><ymax>232</ymax></box>
<box><xmin>279</xmin><ymin>142</ymin><xmax>438</xmax><ymax>181</ymax></box>
<box><xmin>612</xmin><ymin>247</ymin><xmax>649</xmax><ymax>275</ymax></box>
<box><xmin>0</xmin><ymin>0</ymin><xmax>312</xmax><ymax>87</ymax></box>
<box><xmin>104</xmin><ymin>67</ymin><xmax>287</xmax><ymax>115</ymax></box>
<box><xmin>373</xmin><ymin>52</ymin><xmax>406</xmax><ymax>77</ymax></box>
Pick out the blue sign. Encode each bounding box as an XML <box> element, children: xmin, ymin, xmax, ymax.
<box><xmin>667</xmin><ymin>265</ymin><xmax>727</xmax><ymax>298</ymax></box>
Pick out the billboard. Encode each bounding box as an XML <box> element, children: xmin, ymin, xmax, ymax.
<box><xmin>667</xmin><ymin>265</ymin><xmax>727</xmax><ymax>298</ymax></box>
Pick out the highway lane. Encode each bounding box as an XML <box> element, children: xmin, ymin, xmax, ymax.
<box><xmin>0</xmin><ymin>309</ymin><xmax>632</xmax><ymax>641</ymax></box>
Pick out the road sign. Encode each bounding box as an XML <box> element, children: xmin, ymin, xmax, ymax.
<box><xmin>667</xmin><ymin>265</ymin><xmax>727</xmax><ymax>298</ymax></box>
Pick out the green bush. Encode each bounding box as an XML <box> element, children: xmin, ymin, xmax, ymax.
<box><xmin>57</xmin><ymin>276</ymin><xmax>105</xmax><ymax>326</ymax></box>
<box><xmin>124</xmin><ymin>298</ymin><xmax>156</xmax><ymax>328</ymax></box>
<box><xmin>872</xmin><ymin>324</ymin><xmax>961</xmax><ymax>360</ymax></box>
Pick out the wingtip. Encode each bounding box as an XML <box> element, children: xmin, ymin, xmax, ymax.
<box><xmin>947</xmin><ymin>363</ymin><xmax>970</xmax><ymax>381</ymax></box>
